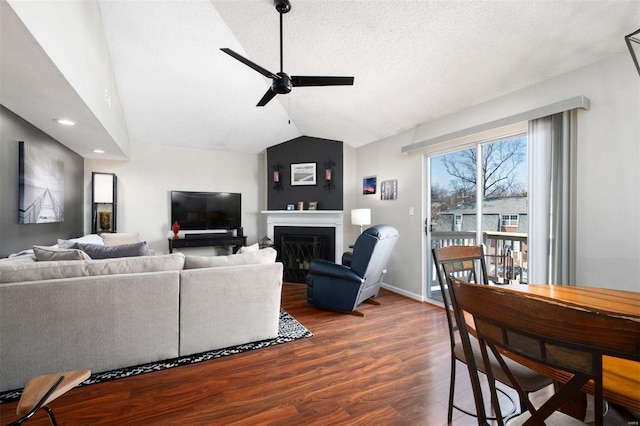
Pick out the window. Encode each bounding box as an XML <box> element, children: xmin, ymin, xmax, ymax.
<box><xmin>501</xmin><ymin>214</ymin><xmax>519</xmax><ymax>227</ymax></box>
<box><xmin>455</xmin><ymin>214</ymin><xmax>462</xmax><ymax>231</ymax></box>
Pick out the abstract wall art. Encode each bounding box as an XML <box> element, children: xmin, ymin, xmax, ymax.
<box><xmin>19</xmin><ymin>141</ymin><xmax>65</xmax><ymax>224</ymax></box>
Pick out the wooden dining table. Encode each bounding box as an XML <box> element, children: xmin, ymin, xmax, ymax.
<box><xmin>464</xmin><ymin>283</ymin><xmax>640</xmax><ymax>413</ymax></box>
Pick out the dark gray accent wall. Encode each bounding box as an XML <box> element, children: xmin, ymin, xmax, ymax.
<box><xmin>267</xmin><ymin>136</ymin><xmax>343</xmax><ymax>210</ymax></box>
<box><xmin>0</xmin><ymin>105</ymin><xmax>84</xmax><ymax>257</ymax></box>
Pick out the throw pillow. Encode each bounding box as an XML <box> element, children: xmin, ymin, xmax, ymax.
<box><xmin>75</xmin><ymin>241</ymin><xmax>149</xmax><ymax>259</ymax></box>
<box><xmin>58</xmin><ymin>234</ymin><xmax>105</xmax><ymax>249</ymax></box>
<box><xmin>33</xmin><ymin>245</ymin><xmax>92</xmax><ymax>261</ymax></box>
<box><xmin>237</xmin><ymin>243</ymin><xmax>259</xmax><ymax>254</ymax></box>
<box><xmin>100</xmin><ymin>232</ymin><xmax>140</xmax><ymax>247</ymax></box>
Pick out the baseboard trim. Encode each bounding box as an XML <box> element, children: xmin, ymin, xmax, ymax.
<box><xmin>381</xmin><ymin>283</ymin><xmax>423</xmax><ymax>302</ymax></box>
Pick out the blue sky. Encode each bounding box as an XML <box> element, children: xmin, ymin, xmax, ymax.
<box><xmin>430</xmin><ymin>137</ymin><xmax>527</xmax><ymax>193</ymax></box>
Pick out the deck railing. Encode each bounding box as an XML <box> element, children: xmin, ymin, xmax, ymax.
<box><xmin>430</xmin><ymin>231</ymin><xmax>529</xmax><ymax>301</ymax></box>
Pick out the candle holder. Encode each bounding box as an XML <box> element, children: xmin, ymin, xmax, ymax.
<box><xmin>324</xmin><ymin>158</ymin><xmax>335</xmax><ymax>192</ymax></box>
<box><xmin>273</xmin><ymin>162</ymin><xmax>283</xmax><ymax>192</ymax></box>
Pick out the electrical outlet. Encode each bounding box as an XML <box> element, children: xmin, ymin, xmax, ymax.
<box><xmin>409</xmin><ymin>207</ymin><xmax>414</xmax><ymax>216</ymax></box>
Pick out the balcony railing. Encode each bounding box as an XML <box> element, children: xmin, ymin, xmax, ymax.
<box><xmin>430</xmin><ymin>231</ymin><xmax>528</xmax><ymax>302</ymax></box>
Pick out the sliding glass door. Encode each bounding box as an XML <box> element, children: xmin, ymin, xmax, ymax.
<box><xmin>426</xmin><ymin>135</ymin><xmax>527</xmax><ymax>303</ymax></box>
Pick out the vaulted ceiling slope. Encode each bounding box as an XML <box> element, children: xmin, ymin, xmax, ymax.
<box><xmin>2</xmin><ymin>1</ymin><xmax>639</xmax><ymax>157</ymax></box>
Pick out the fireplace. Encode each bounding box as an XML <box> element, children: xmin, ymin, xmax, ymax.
<box><xmin>262</xmin><ymin>210</ymin><xmax>344</xmax><ymax>283</ymax></box>
<box><xmin>274</xmin><ymin>226</ymin><xmax>335</xmax><ymax>283</ymax></box>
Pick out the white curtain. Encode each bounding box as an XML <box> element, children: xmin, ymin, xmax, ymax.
<box><xmin>528</xmin><ymin>111</ymin><xmax>577</xmax><ymax>285</ymax></box>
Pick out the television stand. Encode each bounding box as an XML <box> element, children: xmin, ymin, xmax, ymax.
<box><xmin>168</xmin><ymin>233</ymin><xmax>247</xmax><ymax>254</ymax></box>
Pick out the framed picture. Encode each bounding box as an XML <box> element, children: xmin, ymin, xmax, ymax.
<box><xmin>308</xmin><ymin>201</ymin><xmax>317</xmax><ymax>210</ymax></box>
<box><xmin>19</xmin><ymin>141</ymin><xmax>65</xmax><ymax>224</ymax></box>
<box><xmin>363</xmin><ymin>176</ymin><xmax>377</xmax><ymax>194</ymax></box>
<box><xmin>291</xmin><ymin>163</ymin><xmax>317</xmax><ymax>186</ymax></box>
<box><xmin>381</xmin><ymin>179</ymin><xmax>398</xmax><ymax>200</ymax></box>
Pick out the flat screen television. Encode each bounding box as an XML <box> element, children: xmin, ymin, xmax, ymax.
<box><xmin>170</xmin><ymin>191</ymin><xmax>241</xmax><ymax>230</ymax></box>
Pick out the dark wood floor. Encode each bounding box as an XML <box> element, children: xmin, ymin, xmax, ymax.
<box><xmin>0</xmin><ymin>284</ymin><xmax>636</xmax><ymax>425</ymax></box>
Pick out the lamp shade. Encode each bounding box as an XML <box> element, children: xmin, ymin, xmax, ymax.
<box><xmin>351</xmin><ymin>208</ymin><xmax>371</xmax><ymax>226</ymax></box>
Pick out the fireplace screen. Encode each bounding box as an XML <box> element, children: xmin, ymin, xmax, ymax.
<box><xmin>274</xmin><ymin>226</ymin><xmax>335</xmax><ymax>283</ymax></box>
<box><xmin>280</xmin><ymin>235</ymin><xmax>328</xmax><ymax>282</ymax></box>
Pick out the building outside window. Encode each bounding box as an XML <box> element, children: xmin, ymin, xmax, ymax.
<box><xmin>501</xmin><ymin>214</ymin><xmax>519</xmax><ymax>228</ymax></box>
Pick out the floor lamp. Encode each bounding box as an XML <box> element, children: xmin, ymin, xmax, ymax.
<box><xmin>351</xmin><ymin>208</ymin><xmax>371</xmax><ymax>235</ymax></box>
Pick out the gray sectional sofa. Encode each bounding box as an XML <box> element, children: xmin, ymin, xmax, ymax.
<box><xmin>0</xmin><ymin>248</ymin><xmax>283</xmax><ymax>393</ymax></box>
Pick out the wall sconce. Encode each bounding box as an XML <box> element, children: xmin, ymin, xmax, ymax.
<box><xmin>91</xmin><ymin>172</ymin><xmax>117</xmax><ymax>234</ymax></box>
<box><xmin>625</xmin><ymin>28</ymin><xmax>640</xmax><ymax>76</ymax></box>
<box><xmin>273</xmin><ymin>162</ymin><xmax>283</xmax><ymax>192</ymax></box>
<box><xmin>324</xmin><ymin>158</ymin><xmax>335</xmax><ymax>192</ymax></box>
<box><xmin>351</xmin><ymin>208</ymin><xmax>371</xmax><ymax>234</ymax></box>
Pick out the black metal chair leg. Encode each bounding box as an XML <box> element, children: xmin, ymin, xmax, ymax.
<box><xmin>42</xmin><ymin>406</ymin><xmax>58</xmax><ymax>426</ymax></box>
<box><xmin>447</xmin><ymin>355</ymin><xmax>456</xmax><ymax>423</ymax></box>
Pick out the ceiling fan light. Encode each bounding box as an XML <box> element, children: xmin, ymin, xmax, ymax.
<box><xmin>54</xmin><ymin>118</ymin><xmax>76</xmax><ymax>126</ymax></box>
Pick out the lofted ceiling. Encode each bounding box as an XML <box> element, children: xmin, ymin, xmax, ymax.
<box><xmin>2</xmin><ymin>0</ymin><xmax>639</xmax><ymax>158</ymax></box>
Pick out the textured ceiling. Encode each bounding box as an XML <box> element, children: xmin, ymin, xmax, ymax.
<box><xmin>5</xmin><ymin>1</ymin><xmax>640</xmax><ymax>156</ymax></box>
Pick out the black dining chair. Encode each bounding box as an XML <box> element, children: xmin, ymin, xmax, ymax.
<box><xmin>432</xmin><ymin>245</ymin><xmax>552</xmax><ymax>424</ymax></box>
<box><xmin>448</xmin><ymin>277</ymin><xmax>640</xmax><ymax>425</ymax></box>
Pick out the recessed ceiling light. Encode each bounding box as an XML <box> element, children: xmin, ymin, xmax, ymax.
<box><xmin>54</xmin><ymin>118</ymin><xmax>76</xmax><ymax>126</ymax></box>
<box><xmin>92</xmin><ymin>149</ymin><xmax>105</xmax><ymax>154</ymax></box>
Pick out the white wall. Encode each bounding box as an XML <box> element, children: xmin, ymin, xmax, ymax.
<box><xmin>8</xmin><ymin>0</ymin><xmax>129</xmax><ymax>156</ymax></box>
<box><xmin>85</xmin><ymin>143</ymin><xmax>264</xmax><ymax>255</ymax></box>
<box><xmin>357</xmin><ymin>52</ymin><xmax>639</xmax><ymax>294</ymax></box>
<box><xmin>342</xmin><ymin>144</ymin><xmax>360</xmax><ymax>245</ymax></box>
<box><xmin>355</xmin><ymin>129</ymin><xmax>425</xmax><ymax>300</ymax></box>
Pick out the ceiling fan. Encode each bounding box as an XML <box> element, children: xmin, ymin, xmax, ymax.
<box><xmin>220</xmin><ymin>0</ymin><xmax>354</xmax><ymax>107</ymax></box>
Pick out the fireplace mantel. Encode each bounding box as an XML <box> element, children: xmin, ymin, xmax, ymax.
<box><xmin>261</xmin><ymin>210</ymin><xmax>343</xmax><ymax>263</ymax></box>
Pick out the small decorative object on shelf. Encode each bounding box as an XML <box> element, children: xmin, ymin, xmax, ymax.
<box><xmin>308</xmin><ymin>201</ymin><xmax>317</xmax><ymax>210</ymax></box>
<box><xmin>297</xmin><ymin>201</ymin><xmax>304</xmax><ymax>210</ymax></box>
<box><xmin>324</xmin><ymin>158</ymin><xmax>335</xmax><ymax>192</ymax></box>
<box><xmin>99</xmin><ymin>211</ymin><xmax>112</xmax><ymax>233</ymax></box>
<box><xmin>273</xmin><ymin>162</ymin><xmax>283</xmax><ymax>192</ymax></box>
<box><xmin>172</xmin><ymin>221</ymin><xmax>180</xmax><ymax>239</ymax></box>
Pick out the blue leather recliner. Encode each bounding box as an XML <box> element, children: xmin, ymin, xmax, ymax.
<box><xmin>306</xmin><ymin>224</ymin><xmax>399</xmax><ymax>314</ymax></box>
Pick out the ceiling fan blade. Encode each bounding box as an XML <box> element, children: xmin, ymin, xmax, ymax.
<box><xmin>256</xmin><ymin>88</ymin><xmax>278</xmax><ymax>107</ymax></box>
<box><xmin>220</xmin><ymin>48</ymin><xmax>278</xmax><ymax>80</ymax></box>
<box><xmin>291</xmin><ymin>76</ymin><xmax>354</xmax><ymax>87</ymax></box>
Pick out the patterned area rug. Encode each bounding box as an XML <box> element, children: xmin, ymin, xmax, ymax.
<box><xmin>0</xmin><ymin>309</ymin><xmax>311</xmax><ymax>404</ymax></box>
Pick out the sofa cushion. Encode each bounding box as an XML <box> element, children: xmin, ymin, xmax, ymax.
<box><xmin>33</xmin><ymin>245</ymin><xmax>92</xmax><ymax>261</ymax></box>
<box><xmin>184</xmin><ymin>247</ymin><xmax>277</xmax><ymax>269</ymax></box>
<box><xmin>100</xmin><ymin>232</ymin><xmax>140</xmax><ymax>246</ymax></box>
<box><xmin>0</xmin><ymin>253</ymin><xmax>186</xmax><ymax>284</ymax></box>
<box><xmin>75</xmin><ymin>242</ymin><xmax>149</xmax><ymax>259</ymax></box>
<box><xmin>84</xmin><ymin>253</ymin><xmax>186</xmax><ymax>276</ymax></box>
<box><xmin>0</xmin><ymin>259</ymin><xmax>89</xmax><ymax>283</ymax></box>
